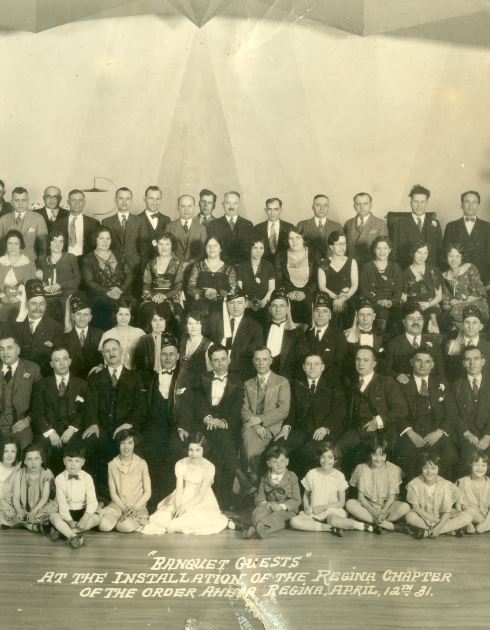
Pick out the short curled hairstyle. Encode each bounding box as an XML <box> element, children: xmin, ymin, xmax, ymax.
<box><xmin>408</xmin><ymin>240</ymin><xmax>429</xmax><ymax>264</ymax></box>
<box><xmin>369</xmin><ymin>235</ymin><xmax>392</xmax><ymax>259</ymax></box>
<box><xmin>5</xmin><ymin>229</ymin><xmax>25</xmax><ymax>250</ymax></box>
<box><xmin>445</xmin><ymin>241</ymin><xmax>466</xmax><ymax>263</ymax></box>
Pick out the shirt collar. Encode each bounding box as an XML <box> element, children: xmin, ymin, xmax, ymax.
<box><xmin>359</xmin><ymin>371</ymin><xmax>374</xmax><ymax>388</ymax></box>
<box><xmin>2</xmin><ymin>360</ymin><xmax>18</xmax><ymax>374</ymax></box>
<box><xmin>212</xmin><ymin>372</ymin><xmax>228</xmax><ymax>381</ymax></box>
<box><xmin>468</xmin><ymin>373</ymin><xmax>482</xmax><ymax>386</ymax></box>
<box><xmin>257</xmin><ymin>371</ymin><xmax>271</xmax><ymax>384</ymax></box>
<box><xmin>108</xmin><ymin>364</ymin><xmax>123</xmax><ymax>379</ymax></box>
<box><xmin>412</xmin><ymin>213</ymin><xmax>425</xmax><ymax>224</ymax></box>
<box><xmin>55</xmin><ymin>373</ymin><xmax>70</xmax><ymax>386</ymax></box>
<box><xmin>464</xmin><ymin>336</ymin><xmax>479</xmax><ymax>346</ymax></box>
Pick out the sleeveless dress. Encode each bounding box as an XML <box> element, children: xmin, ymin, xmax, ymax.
<box><xmin>141</xmin><ymin>457</ymin><xmax>228</xmax><ymax>535</ymax></box>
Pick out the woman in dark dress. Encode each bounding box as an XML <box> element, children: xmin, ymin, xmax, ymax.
<box><xmin>139</xmin><ymin>231</ymin><xmax>184</xmax><ymax>330</ymax></box>
<box><xmin>175</xmin><ymin>309</ymin><xmax>212</xmax><ymax>390</ymax></box>
<box><xmin>186</xmin><ymin>236</ymin><xmax>237</xmax><ymax>313</ymax></box>
<box><xmin>318</xmin><ymin>230</ymin><xmax>358</xmax><ymax>329</ymax></box>
<box><xmin>81</xmin><ymin>226</ymin><xmax>133</xmax><ymax>330</ymax></box>
<box><xmin>236</xmin><ymin>238</ymin><xmax>275</xmax><ymax>327</ymax></box>
<box><xmin>360</xmin><ymin>235</ymin><xmax>403</xmax><ymax>335</ymax></box>
<box><xmin>275</xmin><ymin>227</ymin><xmax>317</xmax><ymax>325</ymax></box>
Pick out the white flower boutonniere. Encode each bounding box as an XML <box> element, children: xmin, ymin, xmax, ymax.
<box><xmin>176</xmin><ymin>388</ymin><xmax>186</xmax><ymax>396</ymax></box>
<box><xmin>44</xmin><ymin>341</ymin><xmax>53</xmax><ymax>348</ymax></box>
<box><xmin>431</xmin><ymin>220</ymin><xmax>438</xmax><ymax>227</ymax></box>
<box><xmin>426</xmin><ymin>341</ymin><xmax>433</xmax><ymax>348</ymax></box>
<box><xmin>152</xmin><ymin>239</ymin><xmax>157</xmax><ymax>247</ymax></box>
<box><xmin>378</xmin><ymin>347</ymin><xmax>384</xmax><ymax>353</ymax></box>
<box><xmin>76</xmin><ymin>396</ymin><xmax>85</xmax><ymax>403</ymax></box>
<box><xmin>22</xmin><ymin>372</ymin><xmax>31</xmax><ymax>380</ymax></box>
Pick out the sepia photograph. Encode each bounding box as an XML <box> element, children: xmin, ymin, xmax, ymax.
<box><xmin>1</xmin><ymin>1</ymin><xmax>490</xmax><ymax>628</ymax></box>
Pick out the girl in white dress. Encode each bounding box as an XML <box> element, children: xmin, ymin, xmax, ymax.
<box><xmin>457</xmin><ymin>452</ymin><xmax>490</xmax><ymax>534</ymax></box>
<box><xmin>142</xmin><ymin>433</ymin><xmax>228</xmax><ymax>535</ymax></box>
<box><xmin>290</xmin><ymin>443</ymin><xmax>373</xmax><ymax>535</ymax></box>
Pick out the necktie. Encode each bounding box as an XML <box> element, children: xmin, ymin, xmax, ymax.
<box><xmin>472</xmin><ymin>378</ymin><xmax>479</xmax><ymax>396</ymax></box>
<box><xmin>58</xmin><ymin>377</ymin><xmax>66</xmax><ymax>397</ymax></box>
<box><xmin>68</xmin><ymin>474</ymin><xmax>80</xmax><ymax>480</ymax></box>
<box><xmin>257</xmin><ymin>376</ymin><xmax>266</xmax><ymax>414</ymax></box>
<box><xmin>68</xmin><ymin>217</ymin><xmax>77</xmax><ymax>247</ymax></box>
<box><xmin>153</xmin><ymin>334</ymin><xmax>161</xmax><ymax>372</ymax></box>
<box><xmin>230</xmin><ymin>318</ymin><xmax>236</xmax><ymax>336</ymax></box>
<box><xmin>50</xmin><ymin>210</ymin><xmax>57</xmax><ymax>222</ymax></box>
<box><xmin>420</xmin><ymin>378</ymin><xmax>429</xmax><ymax>397</ymax></box>
<box><xmin>121</xmin><ymin>215</ymin><xmax>127</xmax><ymax>230</ymax></box>
<box><xmin>15</xmin><ymin>213</ymin><xmax>22</xmax><ymax>227</ymax></box>
<box><xmin>416</xmin><ymin>217</ymin><xmax>423</xmax><ymax>233</ymax></box>
<box><xmin>4</xmin><ymin>366</ymin><xmax>12</xmax><ymax>384</ymax></box>
<box><xmin>269</xmin><ymin>222</ymin><xmax>277</xmax><ymax>254</ymax></box>
<box><xmin>29</xmin><ymin>320</ymin><xmax>35</xmax><ymax>335</ymax></box>
<box><xmin>183</xmin><ymin>221</ymin><xmax>189</xmax><ymax>233</ymax></box>
<box><xmin>412</xmin><ymin>336</ymin><xmax>419</xmax><ymax>348</ymax></box>
<box><xmin>229</xmin><ymin>217</ymin><xmax>236</xmax><ymax>231</ymax></box>
<box><xmin>309</xmin><ymin>380</ymin><xmax>316</xmax><ymax>395</ymax></box>
<box><xmin>318</xmin><ymin>219</ymin><xmax>324</xmax><ymax>232</ymax></box>
<box><xmin>358</xmin><ymin>377</ymin><xmax>364</xmax><ymax>391</ymax></box>
<box><xmin>111</xmin><ymin>369</ymin><xmax>118</xmax><ymax>387</ymax></box>
<box><xmin>259</xmin><ymin>376</ymin><xmax>267</xmax><ymax>391</ymax></box>
<box><xmin>315</xmin><ymin>329</ymin><xmax>321</xmax><ymax>342</ymax></box>
<box><xmin>356</xmin><ymin>217</ymin><xmax>364</xmax><ymax>232</ymax></box>
<box><xmin>79</xmin><ymin>329</ymin><xmax>86</xmax><ymax>346</ymax></box>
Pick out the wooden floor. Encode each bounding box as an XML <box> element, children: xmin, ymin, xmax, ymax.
<box><xmin>0</xmin><ymin>527</ymin><xmax>488</xmax><ymax>630</ymax></box>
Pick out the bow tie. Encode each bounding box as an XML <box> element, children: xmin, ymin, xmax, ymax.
<box><xmin>359</xmin><ymin>329</ymin><xmax>373</xmax><ymax>335</ymax></box>
<box><xmin>270</xmin><ymin>473</ymin><xmax>283</xmax><ymax>482</ymax></box>
<box><xmin>465</xmin><ymin>217</ymin><xmax>476</xmax><ymax>223</ymax></box>
<box><xmin>68</xmin><ymin>474</ymin><xmax>80</xmax><ymax>480</ymax></box>
<box><xmin>271</xmin><ymin>321</ymin><xmax>285</xmax><ymax>327</ymax></box>
<box><xmin>161</xmin><ymin>370</ymin><xmax>174</xmax><ymax>376</ymax></box>
<box><xmin>213</xmin><ymin>375</ymin><xmax>227</xmax><ymax>382</ymax></box>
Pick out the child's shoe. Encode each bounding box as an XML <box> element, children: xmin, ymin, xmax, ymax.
<box><xmin>330</xmin><ymin>526</ymin><xmax>344</xmax><ymax>537</ymax></box>
<box><xmin>70</xmin><ymin>535</ymin><xmax>84</xmax><ymax>548</ymax></box>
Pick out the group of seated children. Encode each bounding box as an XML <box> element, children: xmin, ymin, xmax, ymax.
<box><xmin>2</xmin><ymin>431</ymin><xmax>490</xmax><ymax>547</ymax></box>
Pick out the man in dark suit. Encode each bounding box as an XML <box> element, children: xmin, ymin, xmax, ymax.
<box><xmin>275</xmin><ymin>353</ymin><xmax>346</xmax><ymax>479</ymax></box>
<box><xmin>138</xmin><ymin>185</ymin><xmax>171</xmax><ymax>263</ymax></box>
<box><xmin>206</xmin><ymin>286</ymin><xmax>264</xmax><ymax>381</ymax></box>
<box><xmin>443</xmin><ymin>190</ymin><xmax>490</xmax><ymax>285</ymax></box>
<box><xmin>141</xmin><ymin>334</ymin><xmax>183</xmax><ymax>502</ymax></box>
<box><xmin>164</xmin><ymin>194</ymin><xmax>207</xmax><ymax>267</ymax></box>
<box><xmin>102</xmin><ymin>187</ymin><xmax>150</xmax><ymax>294</ymax></box>
<box><xmin>391</xmin><ymin>184</ymin><xmax>443</xmax><ymax>269</ymax></box>
<box><xmin>396</xmin><ymin>346</ymin><xmax>458</xmax><ymax>480</ymax></box>
<box><xmin>344</xmin><ymin>192</ymin><xmax>388</xmax><ymax>268</ymax></box>
<box><xmin>0</xmin><ymin>333</ymin><xmax>41</xmax><ymax>450</ymax></box>
<box><xmin>451</xmin><ymin>346</ymin><xmax>490</xmax><ymax>473</ymax></box>
<box><xmin>296</xmin><ymin>194</ymin><xmax>342</xmax><ymax>258</ymax></box>
<box><xmin>252</xmin><ymin>197</ymin><xmax>293</xmax><ymax>262</ymax></box>
<box><xmin>82</xmin><ymin>337</ymin><xmax>147</xmax><ymax>496</ymax></box>
<box><xmin>185</xmin><ymin>344</ymin><xmax>244</xmax><ymax>507</ymax></box>
<box><xmin>34</xmin><ymin>185</ymin><xmax>69</xmax><ymax>230</ymax></box>
<box><xmin>198</xmin><ymin>188</ymin><xmax>217</xmax><ymax>225</ymax></box>
<box><xmin>336</xmin><ymin>346</ymin><xmax>408</xmax><ymax>473</ymax></box>
<box><xmin>445</xmin><ymin>305</ymin><xmax>490</xmax><ymax>381</ymax></box>
<box><xmin>381</xmin><ymin>301</ymin><xmax>446</xmax><ymax>382</ymax></box>
<box><xmin>31</xmin><ymin>347</ymin><xmax>88</xmax><ymax>473</ymax></box>
<box><xmin>207</xmin><ymin>191</ymin><xmax>254</xmax><ymax>265</ymax></box>
<box><xmin>344</xmin><ymin>297</ymin><xmax>384</xmax><ymax>387</ymax></box>
<box><xmin>0</xmin><ymin>179</ymin><xmax>13</xmax><ymax>217</ymax></box>
<box><xmin>62</xmin><ymin>292</ymin><xmax>103</xmax><ymax>379</ymax></box>
<box><xmin>15</xmin><ymin>279</ymin><xmax>64</xmax><ymax>376</ymax></box>
<box><xmin>54</xmin><ymin>189</ymin><xmax>99</xmax><ymax>259</ymax></box>
<box><xmin>301</xmin><ymin>292</ymin><xmax>347</xmax><ymax>376</ymax></box>
<box><xmin>263</xmin><ymin>287</ymin><xmax>305</xmax><ymax>380</ymax></box>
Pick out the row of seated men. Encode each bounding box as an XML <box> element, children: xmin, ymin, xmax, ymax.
<box><xmin>0</xmin><ymin>182</ymin><xmax>488</xmax><ymax>297</ymax></box>
<box><xmin>1</xmin><ymin>276</ymin><xmax>489</xmax><ymax>511</ymax></box>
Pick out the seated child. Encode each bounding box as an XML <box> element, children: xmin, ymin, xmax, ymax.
<box><xmin>244</xmin><ymin>444</ymin><xmax>301</xmax><ymax>539</ymax></box>
<box><xmin>456</xmin><ymin>452</ymin><xmax>490</xmax><ymax>534</ymax></box>
<box><xmin>291</xmin><ymin>442</ymin><xmax>374</xmax><ymax>535</ymax></box>
<box><xmin>49</xmin><ymin>444</ymin><xmax>101</xmax><ymax>548</ymax></box>
<box><xmin>99</xmin><ymin>429</ymin><xmax>151</xmax><ymax>533</ymax></box>
<box><xmin>0</xmin><ymin>438</ymin><xmax>21</xmax><ymax>527</ymax></box>
<box><xmin>346</xmin><ymin>436</ymin><xmax>410</xmax><ymax>533</ymax></box>
<box><xmin>406</xmin><ymin>453</ymin><xmax>473</xmax><ymax>538</ymax></box>
<box><xmin>142</xmin><ymin>432</ymin><xmax>228</xmax><ymax>536</ymax></box>
<box><xmin>13</xmin><ymin>443</ymin><xmax>57</xmax><ymax>534</ymax></box>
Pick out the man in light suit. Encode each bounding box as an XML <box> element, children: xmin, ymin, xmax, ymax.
<box><xmin>207</xmin><ymin>191</ymin><xmax>254</xmax><ymax>265</ymax></box>
<box><xmin>443</xmin><ymin>190</ymin><xmax>490</xmax><ymax>285</ymax></box>
<box><xmin>344</xmin><ymin>192</ymin><xmax>388</xmax><ymax>269</ymax></box>
<box><xmin>296</xmin><ymin>194</ymin><xmax>342</xmax><ymax>258</ymax></box>
<box><xmin>34</xmin><ymin>186</ymin><xmax>69</xmax><ymax>232</ymax></box>
<box><xmin>164</xmin><ymin>194</ymin><xmax>207</xmax><ymax>267</ymax></box>
<box><xmin>0</xmin><ymin>333</ymin><xmax>41</xmax><ymax>449</ymax></box>
<box><xmin>252</xmin><ymin>197</ymin><xmax>294</xmax><ymax>262</ymax></box>
<box><xmin>102</xmin><ymin>186</ymin><xmax>150</xmax><ymax>294</ymax></box>
<box><xmin>239</xmin><ymin>346</ymin><xmax>290</xmax><ymax>489</ymax></box>
<box><xmin>391</xmin><ymin>184</ymin><xmax>443</xmax><ymax>269</ymax></box>
<box><xmin>0</xmin><ymin>186</ymin><xmax>48</xmax><ymax>263</ymax></box>
<box><xmin>54</xmin><ymin>189</ymin><xmax>99</xmax><ymax>260</ymax></box>
<box><xmin>138</xmin><ymin>185</ymin><xmax>171</xmax><ymax>263</ymax></box>
<box><xmin>31</xmin><ymin>347</ymin><xmax>88</xmax><ymax>473</ymax></box>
